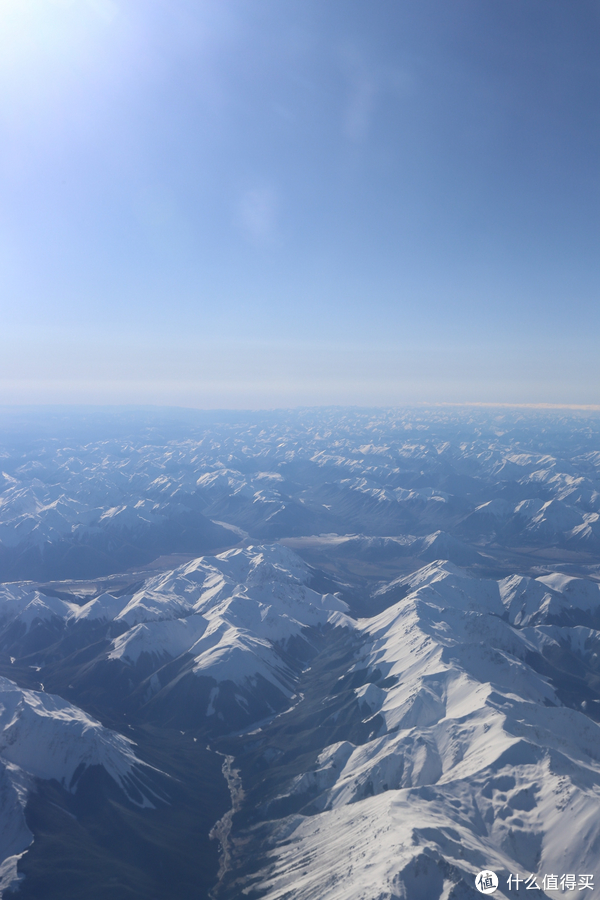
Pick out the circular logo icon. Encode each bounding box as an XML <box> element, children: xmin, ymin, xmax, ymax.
<box><xmin>475</xmin><ymin>870</ymin><xmax>499</xmax><ymax>894</ymax></box>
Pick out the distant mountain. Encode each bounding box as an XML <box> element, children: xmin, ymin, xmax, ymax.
<box><xmin>1</xmin><ymin>406</ymin><xmax>599</xmax><ymax>583</ymax></box>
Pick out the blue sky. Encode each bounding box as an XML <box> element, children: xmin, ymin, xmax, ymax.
<box><xmin>1</xmin><ymin>0</ymin><xmax>599</xmax><ymax>407</ymax></box>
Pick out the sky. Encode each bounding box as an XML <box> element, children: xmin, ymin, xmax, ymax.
<box><xmin>1</xmin><ymin>0</ymin><xmax>599</xmax><ymax>408</ymax></box>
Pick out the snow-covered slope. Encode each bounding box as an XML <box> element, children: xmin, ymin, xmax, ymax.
<box><xmin>0</xmin><ymin>677</ymin><xmax>146</xmax><ymax>791</ymax></box>
<box><xmin>0</xmin><ymin>677</ymin><xmax>154</xmax><ymax>894</ymax></box>
<box><xmin>0</xmin><ymin>545</ymin><xmax>352</xmax><ymax>727</ymax></box>
<box><xmin>2</xmin><ymin>548</ymin><xmax>600</xmax><ymax>897</ymax></box>
<box><xmin>1</xmin><ymin>407</ymin><xmax>600</xmax><ymax>898</ymax></box>
<box><xmin>226</xmin><ymin>561</ymin><xmax>600</xmax><ymax>900</ymax></box>
<box><xmin>103</xmin><ymin>545</ymin><xmax>351</xmax><ymax>697</ymax></box>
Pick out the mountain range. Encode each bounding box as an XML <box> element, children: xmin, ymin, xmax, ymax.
<box><xmin>0</xmin><ymin>406</ymin><xmax>599</xmax><ymax>898</ymax></box>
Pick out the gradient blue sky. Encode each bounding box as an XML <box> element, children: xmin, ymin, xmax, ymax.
<box><xmin>1</xmin><ymin>0</ymin><xmax>599</xmax><ymax>407</ymax></box>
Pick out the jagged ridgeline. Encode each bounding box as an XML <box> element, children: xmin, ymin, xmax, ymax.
<box><xmin>0</xmin><ymin>406</ymin><xmax>600</xmax><ymax>899</ymax></box>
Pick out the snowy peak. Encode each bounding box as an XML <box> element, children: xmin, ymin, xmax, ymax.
<box><xmin>0</xmin><ymin>676</ymin><xmax>160</xmax><ymax>893</ymax></box>
<box><xmin>108</xmin><ymin>545</ymin><xmax>350</xmax><ymax>695</ymax></box>
<box><xmin>236</xmin><ymin>561</ymin><xmax>600</xmax><ymax>900</ymax></box>
<box><xmin>0</xmin><ymin>676</ymin><xmax>148</xmax><ymax>795</ymax></box>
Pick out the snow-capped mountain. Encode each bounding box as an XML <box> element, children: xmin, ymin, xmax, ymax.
<box><xmin>0</xmin><ymin>677</ymin><xmax>154</xmax><ymax>895</ymax></box>
<box><xmin>6</xmin><ymin>544</ymin><xmax>595</xmax><ymax>898</ymax></box>
<box><xmin>1</xmin><ymin>406</ymin><xmax>600</xmax><ymax>899</ymax></box>
<box><xmin>216</xmin><ymin>560</ymin><xmax>600</xmax><ymax>900</ymax></box>
<box><xmin>0</xmin><ymin>546</ymin><xmax>350</xmax><ymax>727</ymax></box>
<box><xmin>2</xmin><ymin>406</ymin><xmax>600</xmax><ymax>583</ymax></box>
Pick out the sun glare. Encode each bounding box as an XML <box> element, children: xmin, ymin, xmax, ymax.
<box><xmin>0</xmin><ymin>0</ymin><xmax>118</xmax><ymax>68</ymax></box>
